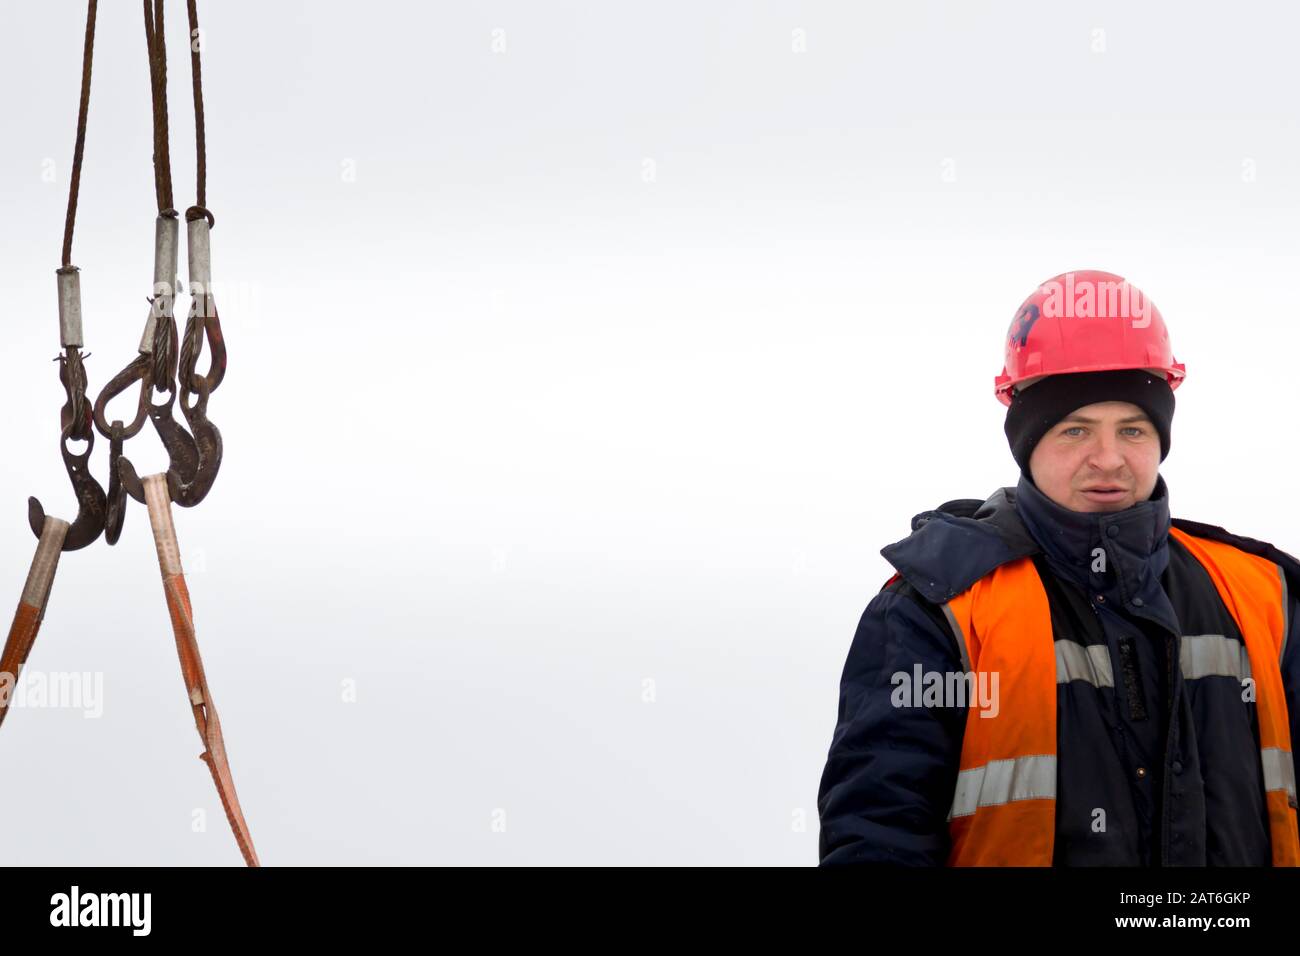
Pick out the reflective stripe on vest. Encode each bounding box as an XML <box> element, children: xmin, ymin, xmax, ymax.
<box><xmin>940</xmin><ymin>527</ymin><xmax>1300</xmax><ymax>866</ymax></box>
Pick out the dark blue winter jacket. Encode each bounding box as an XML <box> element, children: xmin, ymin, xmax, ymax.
<box><xmin>817</xmin><ymin>471</ymin><xmax>1300</xmax><ymax>865</ymax></box>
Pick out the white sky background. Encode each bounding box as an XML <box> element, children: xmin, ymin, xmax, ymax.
<box><xmin>0</xmin><ymin>0</ymin><xmax>1297</xmax><ymax>864</ymax></box>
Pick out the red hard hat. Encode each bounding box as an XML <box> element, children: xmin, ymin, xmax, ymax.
<box><xmin>994</xmin><ymin>270</ymin><xmax>1186</xmax><ymax>407</ymax></box>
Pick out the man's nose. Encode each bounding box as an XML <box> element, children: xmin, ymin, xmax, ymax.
<box><xmin>1087</xmin><ymin>432</ymin><xmax>1127</xmax><ymax>471</ymax></box>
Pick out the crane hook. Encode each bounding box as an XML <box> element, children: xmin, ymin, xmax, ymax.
<box><xmin>28</xmin><ymin>421</ymin><xmax>107</xmax><ymax>551</ymax></box>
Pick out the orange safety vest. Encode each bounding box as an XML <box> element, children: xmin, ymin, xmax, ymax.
<box><xmin>940</xmin><ymin>525</ymin><xmax>1300</xmax><ymax>866</ymax></box>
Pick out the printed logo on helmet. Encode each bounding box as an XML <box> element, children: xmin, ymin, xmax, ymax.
<box><xmin>1008</xmin><ymin>303</ymin><xmax>1039</xmax><ymax>348</ymax></box>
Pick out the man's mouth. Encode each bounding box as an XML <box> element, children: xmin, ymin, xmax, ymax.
<box><xmin>1081</xmin><ymin>486</ymin><xmax>1128</xmax><ymax>501</ymax></box>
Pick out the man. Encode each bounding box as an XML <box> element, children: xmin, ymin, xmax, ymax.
<box><xmin>817</xmin><ymin>270</ymin><xmax>1300</xmax><ymax>866</ymax></box>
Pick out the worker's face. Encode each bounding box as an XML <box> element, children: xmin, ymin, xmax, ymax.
<box><xmin>1028</xmin><ymin>401</ymin><xmax>1161</xmax><ymax>513</ymax></box>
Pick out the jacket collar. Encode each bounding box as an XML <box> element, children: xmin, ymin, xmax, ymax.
<box><xmin>1013</xmin><ymin>470</ymin><xmax>1172</xmax><ymax>608</ymax></box>
<box><xmin>881</xmin><ymin>471</ymin><xmax>1175</xmax><ymax>616</ymax></box>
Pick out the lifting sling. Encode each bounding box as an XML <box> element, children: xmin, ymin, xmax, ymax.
<box><xmin>0</xmin><ymin>0</ymin><xmax>257</xmax><ymax>867</ymax></box>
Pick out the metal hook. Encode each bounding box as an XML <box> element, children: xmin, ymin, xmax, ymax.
<box><xmin>166</xmin><ymin>379</ymin><xmax>222</xmax><ymax>507</ymax></box>
<box><xmin>104</xmin><ymin>420</ymin><xmax>127</xmax><ymax>545</ymax></box>
<box><xmin>146</xmin><ymin>386</ymin><xmax>200</xmax><ymax>485</ymax></box>
<box><xmin>103</xmin><ymin>389</ymin><xmax>202</xmax><ymax>544</ymax></box>
<box><xmin>117</xmin><ymin>382</ymin><xmax>203</xmax><ymax>506</ymax></box>
<box><xmin>28</xmin><ymin>423</ymin><xmax>107</xmax><ymax>551</ymax></box>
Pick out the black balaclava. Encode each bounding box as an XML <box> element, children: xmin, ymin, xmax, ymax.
<box><xmin>1004</xmin><ymin>368</ymin><xmax>1174</xmax><ymax>480</ymax></box>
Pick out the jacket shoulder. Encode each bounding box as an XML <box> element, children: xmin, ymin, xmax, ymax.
<box><xmin>877</xmin><ymin>574</ymin><xmax>960</xmax><ymax>644</ymax></box>
<box><xmin>1172</xmin><ymin>518</ymin><xmax>1300</xmax><ymax>598</ymax></box>
<box><xmin>879</xmin><ymin>487</ymin><xmax>1040</xmax><ymax>604</ymax></box>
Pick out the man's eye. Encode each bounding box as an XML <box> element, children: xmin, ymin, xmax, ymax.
<box><xmin>1064</xmin><ymin>426</ymin><xmax>1146</xmax><ymax>437</ymax></box>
